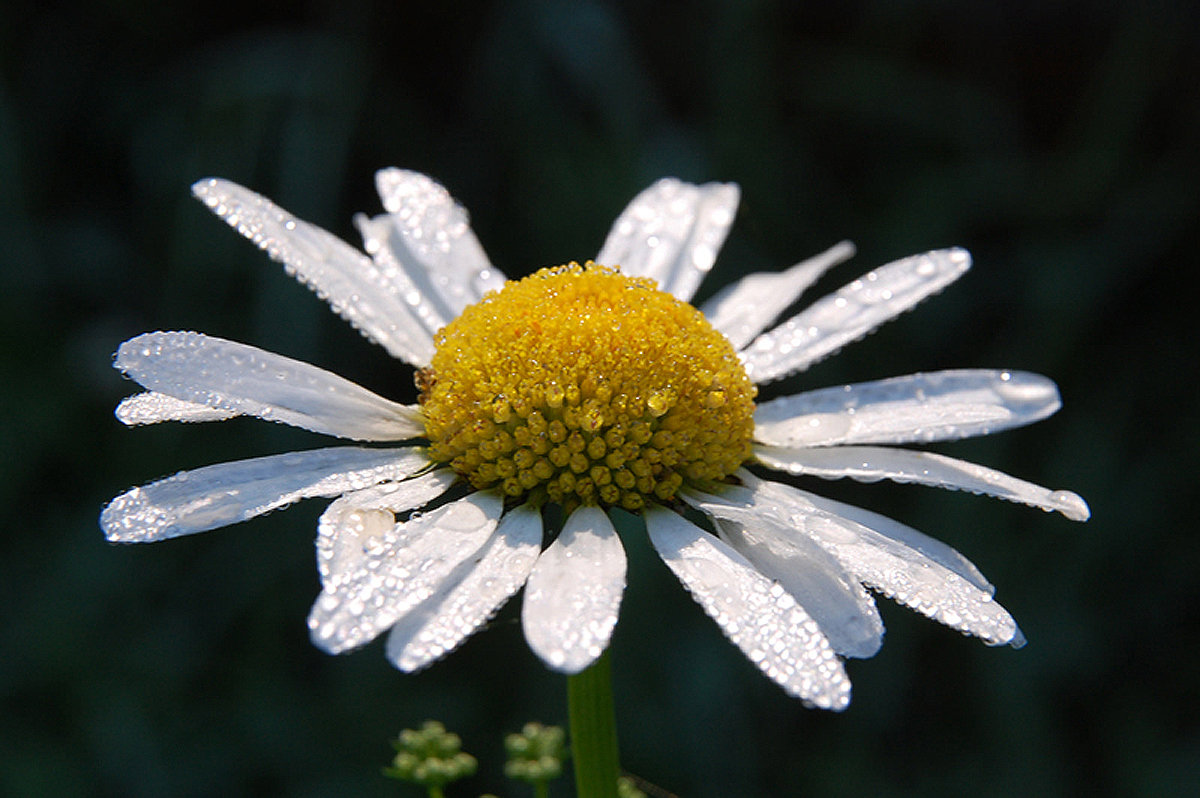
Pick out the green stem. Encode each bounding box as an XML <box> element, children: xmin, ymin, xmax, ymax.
<box><xmin>567</xmin><ymin>649</ymin><xmax>620</xmax><ymax>798</ymax></box>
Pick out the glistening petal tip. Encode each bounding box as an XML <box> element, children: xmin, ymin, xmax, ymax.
<box><xmin>190</xmin><ymin>177</ymin><xmax>222</xmax><ymax>197</ymax></box>
<box><xmin>1056</xmin><ymin>490</ymin><xmax>1091</xmax><ymax>521</ymax></box>
<box><xmin>949</xmin><ymin>246</ymin><xmax>972</xmax><ymax>270</ymax></box>
<box><xmin>805</xmin><ymin>681</ymin><xmax>851</xmax><ymax>712</ymax></box>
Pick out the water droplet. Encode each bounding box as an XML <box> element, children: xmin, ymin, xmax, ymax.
<box><xmin>993</xmin><ymin>371</ymin><xmax>1053</xmax><ymax>404</ymax></box>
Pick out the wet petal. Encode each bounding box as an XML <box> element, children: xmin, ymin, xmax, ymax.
<box><xmin>754</xmin><ymin>370</ymin><xmax>1062</xmax><ymax>447</ymax></box>
<box><xmin>690</xmin><ymin>477</ymin><xmax>1024</xmax><ymax>647</ymax></box>
<box><xmin>701</xmin><ymin>241</ymin><xmax>856</xmax><ymax>351</ymax></box>
<box><xmin>755</xmin><ymin>444</ymin><xmax>1091</xmax><ymax>521</ymax></box>
<box><xmin>742</xmin><ymin>248</ymin><xmax>972</xmax><ymax>383</ymax></box>
<box><xmin>115</xmin><ymin>332</ymin><xmax>423</xmax><ymax>441</ymax></box>
<box><xmin>386</xmin><ymin>503</ymin><xmax>543</xmax><ymax>672</ymax></box>
<box><xmin>595</xmin><ymin>178</ymin><xmax>739</xmax><ymax>302</ymax></box>
<box><xmin>315</xmin><ymin>469</ymin><xmax>459</xmax><ymax>587</ymax></box>
<box><xmin>101</xmin><ymin>446</ymin><xmax>430</xmax><ymax>542</ymax></box>
<box><xmin>354</xmin><ymin>168</ymin><xmax>506</xmax><ymax>337</ymax></box>
<box><xmin>192</xmin><ymin>178</ymin><xmax>436</xmax><ymax>366</ymax></box>
<box><xmin>115</xmin><ymin>392</ymin><xmax>238</xmax><ymax>425</ymax></box>
<box><xmin>800</xmin><ymin>490</ymin><xmax>993</xmax><ymax>594</ymax></box>
<box><xmin>521</xmin><ymin>506</ymin><xmax>626</xmax><ymax>674</ymax></box>
<box><xmin>644</xmin><ymin>505</ymin><xmax>851</xmax><ymax>709</ymax></box>
<box><xmin>308</xmin><ymin>490</ymin><xmax>504</xmax><ymax>654</ymax></box>
<box><xmin>678</xmin><ymin>488</ymin><xmax>883</xmax><ymax>659</ymax></box>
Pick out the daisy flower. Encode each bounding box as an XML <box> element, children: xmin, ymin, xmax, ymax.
<box><xmin>103</xmin><ymin>170</ymin><xmax>1088</xmax><ymax>711</ymax></box>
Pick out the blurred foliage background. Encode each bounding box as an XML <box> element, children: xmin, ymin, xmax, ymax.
<box><xmin>3</xmin><ymin>1</ymin><xmax>1197</xmax><ymax>796</ymax></box>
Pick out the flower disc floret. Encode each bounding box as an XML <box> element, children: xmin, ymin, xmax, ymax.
<box><xmin>421</xmin><ymin>263</ymin><xmax>756</xmax><ymax>510</ymax></box>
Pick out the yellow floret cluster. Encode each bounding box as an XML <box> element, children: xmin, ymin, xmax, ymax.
<box><xmin>421</xmin><ymin>263</ymin><xmax>756</xmax><ymax>510</ymax></box>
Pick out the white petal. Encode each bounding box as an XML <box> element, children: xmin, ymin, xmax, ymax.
<box><xmin>521</xmin><ymin>506</ymin><xmax>626</xmax><ymax>673</ymax></box>
<box><xmin>644</xmin><ymin>505</ymin><xmax>851</xmax><ymax>709</ymax></box>
<box><xmin>742</xmin><ymin>248</ymin><xmax>972</xmax><ymax>383</ymax></box>
<box><xmin>595</xmin><ymin>178</ymin><xmax>739</xmax><ymax>302</ymax></box>
<box><xmin>101</xmin><ymin>446</ymin><xmax>430</xmax><ymax>543</ymax></box>
<box><xmin>315</xmin><ymin>469</ymin><xmax>459</xmax><ymax>587</ymax></box>
<box><xmin>115</xmin><ymin>392</ymin><xmax>239</xmax><ymax>425</ymax></box>
<box><xmin>754</xmin><ymin>370</ymin><xmax>1062</xmax><ymax>447</ymax></box>
<box><xmin>353</xmin><ymin>169</ymin><xmax>505</xmax><ymax>337</ymax></box>
<box><xmin>755</xmin><ymin>444</ymin><xmax>1091</xmax><ymax>521</ymax></box>
<box><xmin>799</xmin><ymin>489</ymin><xmax>993</xmax><ymax>594</ymax></box>
<box><xmin>677</xmin><ymin>488</ymin><xmax>883</xmax><ymax>659</ymax></box>
<box><xmin>115</xmin><ymin>332</ymin><xmax>423</xmax><ymax>441</ymax></box>
<box><xmin>308</xmin><ymin>490</ymin><xmax>504</xmax><ymax>654</ymax></box>
<box><xmin>192</xmin><ymin>178</ymin><xmax>436</xmax><ymax>366</ymax></box>
<box><xmin>701</xmin><ymin>241</ymin><xmax>856</xmax><ymax>351</ymax></box>
<box><xmin>731</xmin><ymin>467</ymin><xmax>991</xmax><ymax>592</ymax></box>
<box><xmin>688</xmin><ymin>478</ymin><xmax>1023</xmax><ymax>647</ymax></box>
<box><xmin>386</xmin><ymin>503</ymin><xmax>543</xmax><ymax>672</ymax></box>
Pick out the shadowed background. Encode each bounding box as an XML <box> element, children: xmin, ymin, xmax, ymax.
<box><xmin>3</xmin><ymin>1</ymin><xmax>1197</xmax><ymax>796</ymax></box>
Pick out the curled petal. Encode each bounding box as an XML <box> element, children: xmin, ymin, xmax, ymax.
<box><xmin>742</xmin><ymin>248</ymin><xmax>972</xmax><ymax>383</ymax></box>
<box><xmin>754</xmin><ymin>370</ymin><xmax>1062</xmax><ymax>447</ymax></box>
<box><xmin>386</xmin><ymin>503</ymin><xmax>543</xmax><ymax>672</ymax></box>
<box><xmin>678</xmin><ymin>488</ymin><xmax>883</xmax><ymax>659</ymax></box>
<box><xmin>308</xmin><ymin>491</ymin><xmax>504</xmax><ymax>654</ymax></box>
<box><xmin>522</xmin><ymin>506</ymin><xmax>626</xmax><ymax>674</ymax></box>
<box><xmin>102</xmin><ymin>446</ymin><xmax>430</xmax><ymax>543</ymax></box>
<box><xmin>701</xmin><ymin>241</ymin><xmax>856</xmax><ymax>351</ymax></box>
<box><xmin>596</xmin><ymin>178</ymin><xmax>739</xmax><ymax>302</ymax></box>
<box><xmin>354</xmin><ymin>168</ymin><xmax>506</xmax><ymax>337</ymax></box>
<box><xmin>690</xmin><ymin>478</ymin><xmax>1025</xmax><ymax>647</ymax></box>
<box><xmin>645</xmin><ymin>506</ymin><xmax>851</xmax><ymax>710</ymax></box>
<box><xmin>115</xmin><ymin>332</ymin><xmax>423</xmax><ymax>441</ymax></box>
<box><xmin>192</xmin><ymin>178</ymin><xmax>436</xmax><ymax>366</ymax></box>
<box><xmin>755</xmin><ymin>444</ymin><xmax>1091</xmax><ymax>521</ymax></box>
<box><xmin>800</xmin><ymin>489</ymin><xmax>993</xmax><ymax>594</ymax></box>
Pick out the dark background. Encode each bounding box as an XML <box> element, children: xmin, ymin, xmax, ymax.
<box><xmin>3</xmin><ymin>1</ymin><xmax>1197</xmax><ymax>796</ymax></box>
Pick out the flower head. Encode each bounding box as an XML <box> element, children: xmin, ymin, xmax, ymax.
<box><xmin>103</xmin><ymin>170</ymin><xmax>1088</xmax><ymax>710</ymax></box>
<box><xmin>422</xmin><ymin>262</ymin><xmax>756</xmax><ymax>510</ymax></box>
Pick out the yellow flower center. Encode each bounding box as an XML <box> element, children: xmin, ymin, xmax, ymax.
<box><xmin>421</xmin><ymin>263</ymin><xmax>756</xmax><ymax>511</ymax></box>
